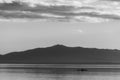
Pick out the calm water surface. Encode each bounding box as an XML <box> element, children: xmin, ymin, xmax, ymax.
<box><xmin>0</xmin><ymin>64</ymin><xmax>120</xmax><ymax>80</ymax></box>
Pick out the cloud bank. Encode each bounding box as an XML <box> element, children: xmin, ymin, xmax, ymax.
<box><xmin>0</xmin><ymin>0</ymin><xmax>120</xmax><ymax>22</ymax></box>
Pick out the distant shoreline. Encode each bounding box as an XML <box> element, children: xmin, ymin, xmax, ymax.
<box><xmin>1</xmin><ymin>64</ymin><xmax>120</xmax><ymax>69</ymax></box>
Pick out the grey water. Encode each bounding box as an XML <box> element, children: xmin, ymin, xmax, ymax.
<box><xmin>1</xmin><ymin>64</ymin><xmax>120</xmax><ymax>80</ymax></box>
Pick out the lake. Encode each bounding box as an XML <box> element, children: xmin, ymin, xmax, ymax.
<box><xmin>1</xmin><ymin>64</ymin><xmax>120</xmax><ymax>80</ymax></box>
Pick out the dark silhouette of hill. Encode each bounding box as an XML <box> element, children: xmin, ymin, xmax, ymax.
<box><xmin>0</xmin><ymin>44</ymin><xmax>120</xmax><ymax>64</ymax></box>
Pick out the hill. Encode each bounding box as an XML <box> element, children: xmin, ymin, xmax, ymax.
<box><xmin>0</xmin><ymin>45</ymin><xmax>120</xmax><ymax>64</ymax></box>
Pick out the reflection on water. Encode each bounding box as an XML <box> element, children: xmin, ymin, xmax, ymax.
<box><xmin>1</xmin><ymin>64</ymin><xmax>120</xmax><ymax>80</ymax></box>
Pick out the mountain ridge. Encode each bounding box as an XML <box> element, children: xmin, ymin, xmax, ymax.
<box><xmin>0</xmin><ymin>45</ymin><xmax>120</xmax><ymax>64</ymax></box>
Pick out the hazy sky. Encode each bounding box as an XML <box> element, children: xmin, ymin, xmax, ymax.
<box><xmin>0</xmin><ymin>0</ymin><xmax>120</xmax><ymax>55</ymax></box>
<box><xmin>0</xmin><ymin>21</ymin><xmax>119</xmax><ymax>54</ymax></box>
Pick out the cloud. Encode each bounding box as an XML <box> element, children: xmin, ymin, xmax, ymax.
<box><xmin>0</xmin><ymin>0</ymin><xmax>119</xmax><ymax>22</ymax></box>
<box><xmin>0</xmin><ymin>0</ymin><xmax>82</xmax><ymax>7</ymax></box>
<box><xmin>103</xmin><ymin>0</ymin><xmax>120</xmax><ymax>2</ymax></box>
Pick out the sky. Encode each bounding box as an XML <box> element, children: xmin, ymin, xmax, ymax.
<box><xmin>0</xmin><ymin>21</ymin><xmax>119</xmax><ymax>54</ymax></box>
<box><xmin>0</xmin><ymin>0</ymin><xmax>120</xmax><ymax>54</ymax></box>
